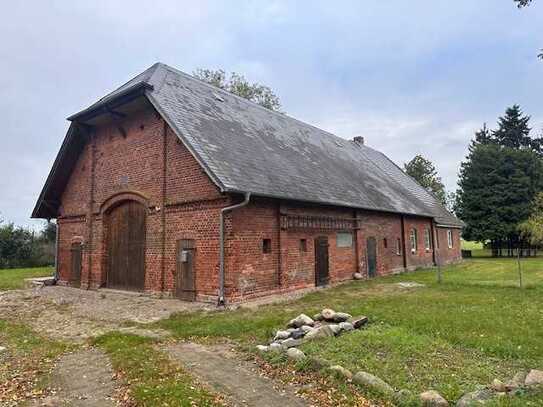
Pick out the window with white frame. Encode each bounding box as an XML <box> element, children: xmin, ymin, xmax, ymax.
<box><xmin>396</xmin><ymin>237</ymin><xmax>401</xmax><ymax>256</ymax></box>
<box><xmin>424</xmin><ymin>228</ymin><xmax>432</xmax><ymax>251</ymax></box>
<box><xmin>447</xmin><ymin>229</ymin><xmax>453</xmax><ymax>249</ymax></box>
<box><xmin>410</xmin><ymin>229</ymin><xmax>417</xmax><ymax>253</ymax></box>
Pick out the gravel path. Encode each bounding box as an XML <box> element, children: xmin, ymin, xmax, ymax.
<box><xmin>164</xmin><ymin>342</ymin><xmax>308</xmax><ymax>407</ymax></box>
<box><xmin>0</xmin><ymin>285</ymin><xmax>210</xmax><ymax>341</ymax></box>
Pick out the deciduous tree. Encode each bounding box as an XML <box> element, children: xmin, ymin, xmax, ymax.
<box><xmin>404</xmin><ymin>155</ymin><xmax>447</xmax><ymax>205</ymax></box>
<box><xmin>193</xmin><ymin>68</ymin><xmax>282</xmax><ymax>111</ymax></box>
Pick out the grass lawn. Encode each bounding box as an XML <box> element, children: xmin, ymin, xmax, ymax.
<box><xmin>157</xmin><ymin>258</ymin><xmax>543</xmax><ymax>405</ymax></box>
<box><xmin>0</xmin><ymin>320</ymin><xmax>70</xmax><ymax>404</ymax></box>
<box><xmin>0</xmin><ymin>267</ymin><xmax>53</xmax><ymax>290</ymax></box>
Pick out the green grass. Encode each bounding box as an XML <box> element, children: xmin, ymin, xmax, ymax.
<box><xmin>93</xmin><ymin>333</ymin><xmax>223</xmax><ymax>406</ymax></box>
<box><xmin>0</xmin><ymin>320</ymin><xmax>70</xmax><ymax>403</ymax></box>
<box><xmin>461</xmin><ymin>240</ymin><xmax>484</xmax><ymax>251</ymax></box>
<box><xmin>0</xmin><ymin>267</ymin><xmax>53</xmax><ymax>290</ymax></box>
<box><xmin>157</xmin><ymin>258</ymin><xmax>543</xmax><ymax>405</ymax></box>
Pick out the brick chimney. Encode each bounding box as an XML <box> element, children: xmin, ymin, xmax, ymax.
<box><xmin>352</xmin><ymin>136</ymin><xmax>365</xmax><ymax>145</ymax></box>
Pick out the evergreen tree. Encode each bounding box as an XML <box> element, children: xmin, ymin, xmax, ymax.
<box><xmin>456</xmin><ymin>141</ymin><xmax>543</xmax><ymax>251</ymax></box>
<box><xmin>404</xmin><ymin>155</ymin><xmax>447</xmax><ymax>205</ymax></box>
<box><xmin>492</xmin><ymin>105</ymin><xmax>533</xmax><ymax>150</ymax></box>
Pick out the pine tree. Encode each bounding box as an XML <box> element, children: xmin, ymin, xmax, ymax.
<box><xmin>492</xmin><ymin>105</ymin><xmax>532</xmax><ymax>150</ymax></box>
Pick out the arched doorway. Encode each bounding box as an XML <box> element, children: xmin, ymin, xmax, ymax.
<box><xmin>106</xmin><ymin>200</ymin><xmax>146</xmax><ymax>291</ymax></box>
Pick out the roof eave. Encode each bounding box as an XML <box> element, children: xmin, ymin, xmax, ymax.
<box><xmin>67</xmin><ymin>82</ymin><xmax>154</xmax><ymax>122</ymax></box>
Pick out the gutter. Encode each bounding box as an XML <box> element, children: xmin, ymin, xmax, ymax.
<box><xmin>218</xmin><ymin>192</ymin><xmax>251</xmax><ymax>306</ymax></box>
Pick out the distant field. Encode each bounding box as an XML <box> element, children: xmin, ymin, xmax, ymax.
<box><xmin>0</xmin><ymin>267</ymin><xmax>53</xmax><ymax>290</ymax></box>
<box><xmin>461</xmin><ymin>240</ymin><xmax>484</xmax><ymax>250</ymax></box>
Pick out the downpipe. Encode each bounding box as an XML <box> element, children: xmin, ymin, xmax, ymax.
<box><xmin>218</xmin><ymin>192</ymin><xmax>251</xmax><ymax>306</ymax></box>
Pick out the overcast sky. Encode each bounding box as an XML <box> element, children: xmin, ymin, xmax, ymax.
<box><xmin>1</xmin><ymin>0</ymin><xmax>542</xmax><ymax>229</ymax></box>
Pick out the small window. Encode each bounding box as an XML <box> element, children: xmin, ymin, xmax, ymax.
<box><xmin>336</xmin><ymin>232</ymin><xmax>353</xmax><ymax>248</ymax></box>
<box><xmin>396</xmin><ymin>238</ymin><xmax>401</xmax><ymax>256</ymax></box>
<box><xmin>263</xmin><ymin>239</ymin><xmax>272</xmax><ymax>254</ymax></box>
<box><xmin>300</xmin><ymin>239</ymin><xmax>307</xmax><ymax>252</ymax></box>
<box><xmin>447</xmin><ymin>230</ymin><xmax>453</xmax><ymax>249</ymax></box>
<box><xmin>383</xmin><ymin>238</ymin><xmax>388</xmax><ymax>249</ymax></box>
<box><xmin>410</xmin><ymin>229</ymin><xmax>417</xmax><ymax>253</ymax></box>
<box><xmin>424</xmin><ymin>229</ymin><xmax>432</xmax><ymax>251</ymax></box>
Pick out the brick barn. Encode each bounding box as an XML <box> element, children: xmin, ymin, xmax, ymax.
<box><xmin>33</xmin><ymin>63</ymin><xmax>463</xmax><ymax>304</ymax></box>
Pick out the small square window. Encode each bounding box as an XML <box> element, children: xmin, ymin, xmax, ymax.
<box><xmin>300</xmin><ymin>239</ymin><xmax>307</xmax><ymax>252</ymax></box>
<box><xmin>383</xmin><ymin>238</ymin><xmax>388</xmax><ymax>249</ymax></box>
<box><xmin>263</xmin><ymin>239</ymin><xmax>272</xmax><ymax>254</ymax></box>
<box><xmin>336</xmin><ymin>232</ymin><xmax>353</xmax><ymax>248</ymax></box>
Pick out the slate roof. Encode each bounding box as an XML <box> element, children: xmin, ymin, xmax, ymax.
<box><xmin>35</xmin><ymin>63</ymin><xmax>463</xmax><ymax>227</ymax></box>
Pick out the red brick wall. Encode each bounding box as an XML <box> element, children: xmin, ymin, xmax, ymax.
<box><xmin>56</xmin><ymin>105</ymin><xmax>223</xmax><ymax>295</ymax></box>
<box><xmin>435</xmin><ymin>227</ymin><xmax>462</xmax><ymax>265</ymax></box>
<box><xmin>404</xmin><ymin>216</ymin><xmax>435</xmax><ymax>269</ymax></box>
<box><xmin>54</xmin><ymin>104</ymin><xmax>461</xmax><ymax>302</ymax></box>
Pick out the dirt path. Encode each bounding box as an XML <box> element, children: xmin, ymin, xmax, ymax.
<box><xmin>0</xmin><ymin>286</ymin><xmax>209</xmax><ymax>341</ymax></box>
<box><xmin>30</xmin><ymin>348</ymin><xmax>118</xmax><ymax>407</ymax></box>
<box><xmin>164</xmin><ymin>342</ymin><xmax>308</xmax><ymax>407</ymax></box>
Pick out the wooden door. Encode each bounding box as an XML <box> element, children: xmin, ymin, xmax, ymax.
<box><xmin>107</xmin><ymin>201</ymin><xmax>146</xmax><ymax>291</ymax></box>
<box><xmin>175</xmin><ymin>239</ymin><xmax>196</xmax><ymax>301</ymax></box>
<box><xmin>70</xmin><ymin>243</ymin><xmax>82</xmax><ymax>287</ymax></box>
<box><xmin>367</xmin><ymin>237</ymin><xmax>377</xmax><ymax>278</ymax></box>
<box><xmin>314</xmin><ymin>236</ymin><xmax>329</xmax><ymax>286</ymax></box>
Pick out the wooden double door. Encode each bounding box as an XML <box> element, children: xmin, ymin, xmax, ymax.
<box><xmin>107</xmin><ymin>201</ymin><xmax>146</xmax><ymax>291</ymax></box>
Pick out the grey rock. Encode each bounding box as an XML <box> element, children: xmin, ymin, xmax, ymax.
<box><xmin>281</xmin><ymin>338</ymin><xmax>303</xmax><ymax>349</ymax></box>
<box><xmin>505</xmin><ymin>371</ymin><xmax>528</xmax><ymax>391</ymax></box>
<box><xmin>353</xmin><ymin>272</ymin><xmax>364</xmax><ymax>280</ymax></box>
<box><xmin>313</xmin><ymin>312</ymin><xmax>324</xmax><ymax>321</ymax></box>
<box><xmin>490</xmin><ymin>379</ymin><xmax>506</xmax><ymax>393</ymax></box>
<box><xmin>339</xmin><ymin>321</ymin><xmax>354</xmax><ymax>332</ymax></box>
<box><xmin>305</xmin><ymin>324</ymin><xmax>335</xmax><ymax>340</ymax></box>
<box><xmin>456</xmin><ymin>389</ymin><xmax>495</xmax><ymax>406</ymax></box>
<box><xmin>308</xmin><ymin>356</ymin><xmax>331</xmax><ymax>370</ymax></box>
<box><xmin>274</xmin><ymin>330</ymin><xmax>291</xmax><ymax>341</ymax></box>
<box><xmin>328</xmin><ymin>365</ymin><xmax>353</xmax><ymax>380</ymax></box>
<box><xmin>321</xmin><ymin>308</ymin><xmax>336</xmax><ymax>321</ymax></box>
<box><xmin>286</xmin><ymin>347</ymin><xmax>305</xmax><ymax>361</ymax></box>
<box><xmin>352</xmin><ymin>371</ymin><xmax>394</xmax><ymax>396</ymax></box>
<box><xmin>333</xmin><ymin>312</ymin><xmax>352</xmax><ymax>322</ymax></box>
<box><xmin>256</xmin><ymin>345</ymin><xmax>269</xmax><ymax>353</ymax></box>
<box><xmin>525</xmin><ymin>369</ymin><xmax>543</xmax><ymax>386</ymax></box>
<box><xmin>290</xmin><ymin>329</ymin><xmax>305</xmax><ymax>340</ymax></box>
<box><xmin>420</xmin><ymin>390</ymin><xmax>449</xmax><ymax>406</ymax></box>
<box><xmin>287</xmin><ymin>313</ymin><xmax>314</xmax><ymax>328</ymax></box>
<box><xmin>328</xmin><ymin>324</ymin><xmax>342</xmax><ymax>336</ymax></box>
<box><xmin>352</xmin><ymin>316</ymin><xmax>369</xmax><ymax>329</ymax></box>
<box><xmin>269</xmin><ymin>342</ymin><xmax>283</xmax><ymax>352</ymax></box>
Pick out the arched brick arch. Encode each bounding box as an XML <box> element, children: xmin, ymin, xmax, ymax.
<box><xmin>100</xmin><ymin>190</ymin><xmax>151</xmax><ymax>215</ymax></box>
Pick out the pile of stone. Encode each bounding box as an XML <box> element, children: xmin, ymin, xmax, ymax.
<box><xmin>256</xmin><ymin>308</ymin><xmax>368</xmax><ymax>354</ymax></box>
